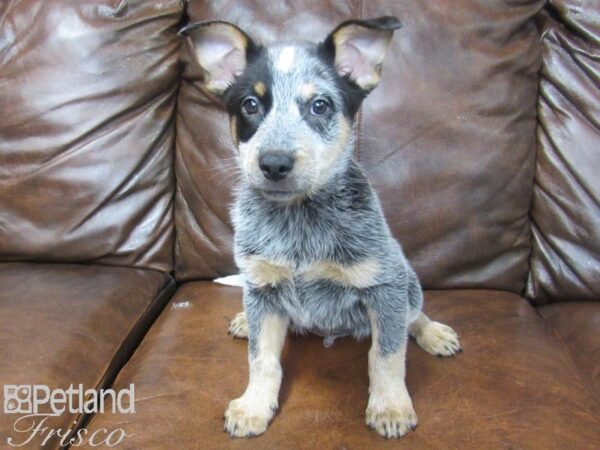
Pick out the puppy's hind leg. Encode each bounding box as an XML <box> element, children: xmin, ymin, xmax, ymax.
<box><xmin>406</xmin><ymin>270</ymin><xmax>461</xmax><ymax>357</ymax></box>
<box><xmin>409</xmin><ymin>312</ymin><xmax>461</xmax><ymax>357</ymax></box>
<box><xmin>229</xmin><ymin>311</ymin><xmax>249</xmax><ymax>339</ymax></box>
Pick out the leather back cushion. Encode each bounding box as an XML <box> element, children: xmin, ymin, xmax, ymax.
<box><xmin>527</xmin><ymin>2</ymin><xmax>600</xmax><ymax>303</ymax></box>
<box><xmin>0</xmin><ymin>0</ymin><xmax>183</xmax><ymax>272</ymax></box>
<box><xmin>175</xmin><ymin>0</ymin><xmax>544</xmax><ymax>291</ymax></box>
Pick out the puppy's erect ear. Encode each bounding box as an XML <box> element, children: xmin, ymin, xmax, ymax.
<box><xmin>179</xmin><ymin>21</ymin><xmax>256</xmax><ymax>95</ymax></box>
<box><xmin>321</xmin><ymin>16</ymin><xmax>401</xmax><ymax>92</ymax></box>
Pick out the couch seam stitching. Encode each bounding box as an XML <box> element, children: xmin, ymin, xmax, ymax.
<box><xmin>59</xmin><ymin>275</ymin><xmax>176</xmax><ymax>448</ymax></box>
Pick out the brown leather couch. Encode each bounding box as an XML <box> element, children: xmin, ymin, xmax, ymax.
<box><xmin>1</xmin><ymin>1</ymin><xmax>599</xmax><ymax>449</ymax></box>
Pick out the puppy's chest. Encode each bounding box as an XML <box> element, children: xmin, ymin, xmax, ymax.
<box><xmin>238</xmin><ymin>254</ymin><xmax>381</xmax><ymax>290</ymax></box>
<box><xmin>235</xmin><ymin>196</ymin><xmax>377</xmax><ymax>268</ymax></box>
<box><xmin>240</xmin><ymin>256</ymin><xmax>372</xmax><ymax>337</ymax></box>
<box><xmin>234</xmin><ymin>180</ymin><xmax>393</xmax><ymax>290</ymax></box>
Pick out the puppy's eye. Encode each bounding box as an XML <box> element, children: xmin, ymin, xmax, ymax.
<box><xmin>242</xmin><ymin>97</ymin><xmax>259</xmax><ymax>115</ymax></box>
<box><xmin>311</xmin><ymin>99</ymin><xmax>330</xmax><ymax>116</ymax></box>
<box><xmin>241</xmin><ymin>97</ymin><xmax>259</xmax><ymax>115</ymax></box>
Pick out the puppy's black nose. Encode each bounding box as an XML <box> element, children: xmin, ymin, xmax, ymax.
<box><xmin>259</xmin><ymin>152</ymin><xmax>295</xmax><ymax>181</ymax></box>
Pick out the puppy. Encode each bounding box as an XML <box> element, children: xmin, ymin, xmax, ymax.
<box><xmin>181</xmin><ymin>16</ymin><xmax>461</xmax><ymax>439</ymax></box>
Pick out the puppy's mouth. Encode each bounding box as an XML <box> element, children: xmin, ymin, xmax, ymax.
<box><xmin>259</xmin><ymin>189</ymin><xmax>304</xmax><ymax>202</ymax></box>
<box><xmin>247</xmin><ymin>174</ymin><xmax>311</xmax><ymax>202</ymax></box>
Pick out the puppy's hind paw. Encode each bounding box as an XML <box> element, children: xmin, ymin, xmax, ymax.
<box><xmin>415</xmin><ymin>321</ymin><xmax>461</xmax><ymax>357</ymax></box>
<box><xmin>366</xmin><ymin>405</ymin><xmax>418</xmax><ymax>439</ymax></box>
<box><xmin>228</xmin><ymin>311</ymin><xmax>248</xmax><ymax>339</ymax></box>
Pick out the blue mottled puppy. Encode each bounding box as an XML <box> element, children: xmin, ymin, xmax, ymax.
<box><xmin>181</xmin><ymin>16</ymin><xmax>461</xmax><ymax>439</ymax></box>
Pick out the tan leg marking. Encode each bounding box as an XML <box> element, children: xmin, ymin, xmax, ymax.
<box><xmin>225</xmin><ymin>313</ymin><xmax>288</xmax><ymax>437</ymax></box>
<box><xmin>409</xmin><ymin>312</ymin><xmax>461</xmax><ymax>357</ymax></box>
<box><xmin>301</xmin><ymin>258</ymin><xmax>380</xmax><ymax>288</ymax></box>
<box><xmin>229</xmin><ymin>311</ymin><xmax>248</xmax><ymax>339</ymax></box>
<box><xmin>366</xmin><ymin>310</ymin><xmax>418</xmax><ymax>439</ymax></box>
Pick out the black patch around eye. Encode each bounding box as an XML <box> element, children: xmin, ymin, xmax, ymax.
<box><xmin>298</xmin><ymin>96</ymin><xmax>335</xmax><ymax>137</ymax></box>
<box><xmin>314</xmin><ymin>43</ymin><xmax>367</xmax><ymax>119</ymax></box>
<box><xmin>222</xmin><ymin>48</ymin><xmax>273</xmax><ymax>143</ymax></box>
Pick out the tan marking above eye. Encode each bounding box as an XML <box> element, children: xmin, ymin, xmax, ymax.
<box><xmin>300</xmin><ymin>82</ymin><xmax>316</xmax><ymax>100</ymax></box>
<box><xmin>254</xmin><ymin>81</ymin><xmax>266</xmax><ymax>97</ymax></box>
<box><xmin>300</xmin><ymin>258</ymin><xmax>380</xmax><ymax>288</ymax></box>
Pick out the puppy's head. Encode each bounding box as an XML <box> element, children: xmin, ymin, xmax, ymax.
<box><xmin>181</xmin><ymin>17</ymin><xmax>400</xmax><ymax>202</ymax></box>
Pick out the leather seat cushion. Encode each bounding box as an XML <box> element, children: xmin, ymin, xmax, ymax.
<box><xmin>0</xmin><ymin>263</ymin><xmax>174</xmax><ymax>449</ymax></box>
<box><xmin>82</xmin><ymin>284</ymin><xmax>600</xmax><ymax>449</ymax></box>
<box><xmin>538</xmin><ymin>301</ymin><xmax>600</xmax><ymax>399</ymax></box>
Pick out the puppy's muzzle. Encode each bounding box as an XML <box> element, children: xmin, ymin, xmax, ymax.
<box><xmin>259</xmin><ymin>151</ymin><xmax>295</xmax><ymax>182</ymax></box>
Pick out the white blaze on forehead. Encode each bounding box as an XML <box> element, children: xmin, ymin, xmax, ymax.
<box><xmin>276</xmin><ymin>46</ymin><xmax>295</xmax><ymax>73</ymax></box>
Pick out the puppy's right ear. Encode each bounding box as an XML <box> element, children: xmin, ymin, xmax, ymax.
<box><xmin>179</xmin><ymin>21</ymin><xmax>255</xmax><ymax>95</ymax></box>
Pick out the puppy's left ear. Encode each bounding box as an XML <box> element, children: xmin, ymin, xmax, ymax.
<box><xmin>179</xmin><ymin>21</ymin><xmax>257</xmax><ymax>95</ymax></box>
<box><xmin>320</xmin><ymin>16</ymin><xmax>401</xmax><ymax>92</ymax></box>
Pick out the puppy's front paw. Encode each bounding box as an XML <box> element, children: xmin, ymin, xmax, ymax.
<box><xmin>366</xmin><ymin>403</ymin><xmax>418</xmax><ymax>439</ymax></box>
<box><xmin>228</xmin><ymin>311</ymin><xmax>248</xmax><ymax>339</ymax></box>
<box><xmin>415</xmin><ymin>321</ymin><xmax>461</xmax><ymax>357</ymax></box>
<box><xmin>224</xmin><ymin>395</ymin><xmax>277</xmax><ymax>438</ymax></box>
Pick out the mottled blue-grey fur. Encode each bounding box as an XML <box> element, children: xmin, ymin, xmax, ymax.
<box><xmin>183</xmin><ymin>15</ymin><xmax>462</xmax><ymax>440</ymax></box>
<box><xmin>233</xmin><ymin>160</ymin><xmax>423</xmax><ymax>356</ymax></box>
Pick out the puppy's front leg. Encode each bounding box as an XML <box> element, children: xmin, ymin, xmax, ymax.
<box><xmin>224</xmin><ymin>286</ymin><xmax>289</xmax><ymax>438</ymax></box>
<box><xmin>364</xmin><ymin>285</ymin><xmax>418</xmax><ymax>439</ymax></box>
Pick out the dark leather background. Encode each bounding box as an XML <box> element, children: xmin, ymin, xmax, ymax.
<box><xmin>526</xmin><ymin>1</ymin><xmax>600</xmax><ymax>303</ymax></box>
<box><xmin>0</xmin><ymin>1</ymin><xmax>599</xmax><ymax>448</ymax></box>
<box><xmin>175</xmin><ymin>0</ymin><xmax>545</xmax><ymax>294</ymax></box>
<box><xmin>0</xmin><ymin>4</ymin><xmax>596</xmax><ymax>297</ymax></box>
<box><xmin>0</xmin><ymin>262</ymin><xmax>172</xmax><ymax>448</ymax></box>
<box><xmin>0</xmin><ymin>0</ymin><xmax>183</xmax><ymax>272</ymax></box>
